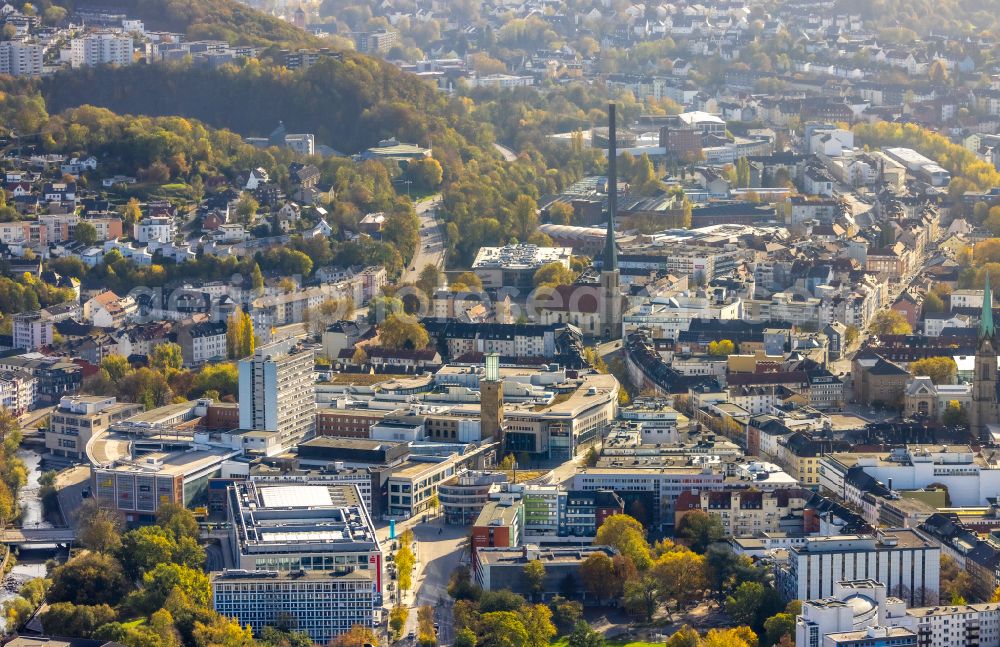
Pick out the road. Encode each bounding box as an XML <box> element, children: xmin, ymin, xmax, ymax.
<box><xmin>54</xmin><ymin>465</ymin><xmax>91</xmax><ymax>528</ymax></box>
<box><xmin>393</xmin><ymin>520</ymin><xmax>468</xmax><ymax>646</ymax></box>
<box><xmin>493</xmin><ymin>143</ymin><xmax>517</xmax><ymax>162</ymax></box>
<box><xmin>400</xmin><ymin>196</ymin><xmax>445</xmax><ymax>285</ymax></box>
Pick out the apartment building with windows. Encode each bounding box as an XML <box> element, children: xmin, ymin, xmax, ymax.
<box><xmin>238</xmin><ymin>341</ymin><xmax>316</xmax><ymax>451</ymax></box>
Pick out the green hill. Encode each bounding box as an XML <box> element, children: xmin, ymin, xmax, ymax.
<box><xmin>41</xmin><ymin>56</ymin><xmax>488</xmax><ymax>156</ymax></box>
<box><xmin>55</xmin><ymin>0</ymin><xmax>323</xmax><ymax>48</ymax></box>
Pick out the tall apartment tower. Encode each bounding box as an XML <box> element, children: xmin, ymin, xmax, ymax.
<box><xmin>479</xmin><ymin>353</ymin><xmax>504</xmax><ymax>445</ymax></box>
<box><xmin>238</xmin><ymin>340</ymin><xmax>316</xmax><ymax>451</ymax></box>
<box><xmin>600</xmin><ymin>103</ymin><xmax>623</xmax><ymax>340</ymax></box>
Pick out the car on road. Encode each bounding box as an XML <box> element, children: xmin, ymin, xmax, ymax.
<box><xmin>407</xmin><ymin>632</ymin><xmax>415</xmax><ymax>640</ymax></box>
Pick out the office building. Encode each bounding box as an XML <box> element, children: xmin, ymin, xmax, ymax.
<box><xmin>472</xmin><ymin>244</ymin><xmax>573</xmax><ymax>290</ymax></box>
<box><xmin>47</xmin><ymin>395</ymin><xmax>142</xmax><ymax>460</ymax></box>
<box><xmin>93</xmin><ymin>448</ymin><xmax>235</xmax><ymax>523</ymax></box>
<box><xmin>226</xmin><ymin>482</ymin><xmax>382</xmax><ymax>586</ymax></box>
<box><xmin>777</xmin><ymin>530</ymin><xmax>940</xmax><ymax>607</ymax></box>
<box><xmin>70</xmin><ymin>33</ymin><xmax>134</xmax><ymax>68</ymax></box>
<box><xmin>212</xmin><ymin>568</ymin><xmax>377</xmax><ymax>644</ymax></box>
<box><xmin>238</xmin><ymin>341</ymin><xmax>316</xmax><ymax>451</ymax></box>
<box><xmin>474</xmin><ymin>545</ymin><xmax>618</xmax><ymax>598</ymax></box>
<box><xmin>797</xmin><ymin>579</ymin><xmax>1000</xmax><ymax>647</ymax></box>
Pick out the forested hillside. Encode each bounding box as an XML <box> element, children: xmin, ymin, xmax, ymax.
<box><xmin>46</xmin><ymin>0</ymin><xmax>321</xmax><ymax>47</ymax></box>
<box><xmin>42</xmin><ymin>58</ymin><xmax>490</xmax><ymax>160</ymax></box>
<box><xmin>833</xmin><ymin>0</ymin><xmax>1000</xmax><ymax>36</ymax></box>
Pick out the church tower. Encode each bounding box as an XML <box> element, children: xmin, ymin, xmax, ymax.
<box><xmin>971</xmin><ymin>271</ymin><xmax>1000</xmax><ymax>438</ymax></box>
<box><xmin>600</xmin><ymin>103</ymin><xmax>623</xmax><ymax>340</ymax></box>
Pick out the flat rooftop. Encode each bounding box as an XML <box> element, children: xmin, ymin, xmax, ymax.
<box><xmin>476</xmin><ymin>546</ymin><xmax>615</xmax><ymax>566</ymax></box>
<box><xmin>96</xmin><ymin>448</ymin><xmax>233</xmax><ymax>477</ymax></box>
<box><xmin>211</xmin><ymin>568</ymin><xmax>375</xmax><ymax>583</ymax></box>
<box><xmin>230</xmin><ymin>482</ymin><xmax>378</xmax><ymax>551</ymax></box>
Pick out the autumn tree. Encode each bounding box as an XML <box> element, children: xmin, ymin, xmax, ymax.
<box><xmin>909</xmin><ymin>356</ymin><xmax>958</xmax><ymax>385</ymax></box>
<box><xmin>594</xmin><ymin>514</ymin><xmax>651</xmax><ymax>570</ymax></box>
<box><xmin>533</xmin><ymin>262</ymin><xmax>576</xmax><ymax>288</ymax></box>
<box><xmin>122</xmin><ymin>197</ymin><xmax>142</xmax><ymax>225</ymax></box>
<box><xmin>548</xmin><ymin>202</ymin><xmax>574</xmax><ymax>225</ymax></box>
<box><xmin>579</xmin><ymin>552</ymin><xmax>616</xmax><ymax>603</ymax></box>
<box><xmin>149</xmin><ymin>342</ymin><xmax>183</xmax><ymax>373</ymax></box>
<box><xmin>523</xmin><ymin>560</ymin><xmax>546</xmax><ymax>601</ymax></box>
<box><xmin>868</xmin><ymin>310</ymin><xmax>912</xmax><ymax>336</ymax></box>
<box><xmin>74</xmin><ymin>221</ymin><xmax>98</xmax><ymax>246</ymax></box>
<box><xmin>417</xmin><ymin>263</ymin><xmax>441</xmax><ymax>298</ymax></box>
<box><xmin>77</xmin><ymin>500</ymin><xmax>122</xmax><ymax>554</ymax></box>
<box><xmin>707</xmin><ymin>340</ymin><xmax>736</xmax><ymax>356</ymax></box>
<box><xmin>650</xmin><ymin>547</ymin><xmax>708</xmax><ymax>612</ymax></box>
<box><xmin>379</xmin><ymin>313</ymin><xmax>430</xmax><ymax>350</ymax></box>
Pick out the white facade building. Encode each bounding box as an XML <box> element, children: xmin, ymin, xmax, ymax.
<box><xmin>238</xmin><ymin>340</ymin><xmax>316</xmax><ymax>451</ymax></box>
<box><xmin>70</xmin><ymin>34</ymin><xmax>134</xmax><ymax>68</ymax></box>
<box><xmin>0</xmin><ymin>41</ymin><xmax>42</xmax><ymax>76</ymax></box>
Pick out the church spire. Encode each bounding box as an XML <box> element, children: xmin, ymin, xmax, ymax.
<box><xmin>604</xmin><ymin>102</ymin><xmax>618</xmax><ymax>272</ymax></box>
<box><xmin>983</xmin><ymin>271</ymin><xmax>995</xmax><ymax>340</ymax></box>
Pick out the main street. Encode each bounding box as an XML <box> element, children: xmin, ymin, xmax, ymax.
<box><xmin>392</xmin><ymin>519</ymin><xmax>467</xmax><ymax>647</ymax></box>
<box><xmin>400</xmin><ymin>195</ymin><xmax>445</xmax><ymax>285</ymax></box>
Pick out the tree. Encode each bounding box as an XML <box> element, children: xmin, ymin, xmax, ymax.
<box><xmin>74</xmin><ymin>221</ymin><xmax>99</xmax><ymax>246</ymax></box>
<box><xmin>707</xmin><ymin>340</ymin><xmax>736</xmax><ymax>357</ymax></box>
<box><xmin>396</xmin><ymin>544</ymin><xmax>416</xmax><ymax>593</ymax></box>
<box><xmin>417</xmin><ymin>263</ymin><xmax>441</xmax><ymax>298</ymax></box>
<box><xmin>389</xmin><ymin>605</ymin><xmax>409</xmax><ymax>639</ymax></box>
<box><xmin>702</xmin><ymin>628</ymin><xmax>758</xmax><ymax>647</ymax></box>
<box><xmin>594</xmin><ymin>514</ymin><xmax>651</xmax><ymax>570</ymax></box>
<box><xmin>137</xmin><ymin>563</ymin><xmax>211</xmax><ymax>614</ymax></box>
<box><xmin>548</xmin><ymin>202</ymin><xmax>574</xmax><ymax>225</ymax></box>
<box><xmin>156</xmin><ymin>502</ymin><xmax>200</xmax><ymax>541</ymax></box>
<box><xmin>676</xmin><ymin>510</ymin><xmax>726</xmax><ymax>553</ymax></box>
<box><xmin>533</xmin><ymin>262</ymin><xmax>576</xmax><ymax>287</ymax></box>
<box><xmin>453</xmin><ymin>271</ymin><xmax>483</xmax><ymax>291</ymax></box>
<box><xmin>123</xmin><ymin>197</ymin><xmax>142</xmax><ymax>225</ymax></box>
<box><xmin>236</xmin><ymin>193</ymin><xmax>259</xmax><ymax>225</ymax></box>
<box><xmin>923</xmin><ymin>290</ymin><xmax>945</xmax><ymax>314</ymax></box>
<box><xmin>929</xmin><ymin>59</ymin><xmax>949</xmax><ymax>84</ymax></box>
<box><xmin>250</xmin><ymin>262</ymin><xmax>265</xmax><ymax>292</ymax></box>
<box><xmin>651</xmin><ymin>548</ymin><xmax>708</xmax><ymax>611</ymax></box>
<box><xmin>379</xmin><ymin>313</ymin><xmax>430</xmax><ymax>349</ymax></box>
<box><xmin>479</xmin><ymin>611</ymin><xmax>529</xmax><ymax>647</ymax></box>
<box><xmin>101</xmin><ymin>354</ymin><xmax>132</xmax><ymax>383</ymax></box>
<box><xmin>664</xmin><ymin>626</ymin><xmax>700</xmax><ymax>647</ymax></box>
<box><xmin>149</xmin><ymin>343</ymin><xmax>183</xmax><ymax>373</ymax></box>
<box><xmin>736</xmin><ymin>157</ymin><xmax>750</xmax><ymax>188</ymax></box>
<box><xmin>579</xmin><ymin>552</ymin><xmax>616</xmax><ymax>603</ymax></box>
<box><xmin>942</xmin><ymin>400</ymin><xmax>968</xmax><ymax>427</ymax></box>
<box><xmin>909</xmin><ymin>356</ymin><xmax>958</xmax><ymax>385</ymax></box>
<box><xmin>328</xmin><ymin>625</ymin><xmax>378</xmax><ymax>647</ymax></box>
<box><xmin>40</xmin><ymin>602</ymin><xmax>117</xmax><ymax>638</ymax></box>
<box><xmin>455</xmin><ymin>628</ymin><xmax>478</xmax><ymax>647</ymax></box>
<box><xmin>623</xmin><ymin>574</ymin><xmax>658</xmax><ymax>621</ymax></box>
<box><xmin>407</xmin><ymin>157</ymin><xmax>444</xmax><ymax>191</ymax></box>
<box><xmin>842</xmin><ymin>324</ymin><xmax>859</xmax><ymax>349</ymax></box>
<box><xmin>49</xmin><ymin>553</ymin><xmax>129</xmax><ymax>606</ymax></box>
<box><xmin>77</xmin><ymin>501</ymin><xmax>122</xmax><ymax>553</ymax></box>
<box><xmin>583</xmin><ymin>446</ymin><xmax>599</xmax><ymax>467</ymax></box>
<box><xmin>764</xmin><ymin>612</ymin><xmax>796</xmax><ymax>647</ymax></box>
<box><xmin>511</xmin><ymin>195</ymin><xmax>539</xmax><ymax>241</ymax></box>
<box><xmin>523</xmin><ymin>560</ymin><xmax>546</xmax><ymax>601</ymax></box>
<box><xmin>869</xmin><ymin>310</ymin><xmax>912</xmax><ymax>336</ymax></box>
<box><xmin>118</xmin><ymin>526</ymin><xmax>175</xmax><ymax>579</ymax></box>
<box><xmin>725</xmin><ymin>581</ymin><xmax>774</xmax><ymax>628</ymax></box>
<box><xmin>567</xmin><ymin>621</ymin><xmax>604</xmax><ymax>647</ymax></box>
<box><xmin>518</xmin><ymin>604</ymin><xmax>556</xmax><ymax>647</ymax></box>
